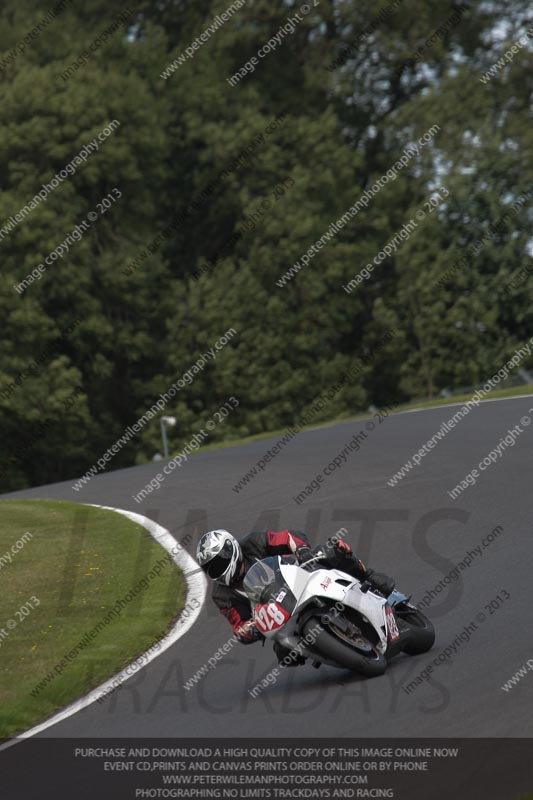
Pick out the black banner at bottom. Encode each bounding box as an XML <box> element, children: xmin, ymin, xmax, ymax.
<box><xmin>1</xmin><ymin>739</ymin><xmax>532</xmax><ymax>800</ymax></box>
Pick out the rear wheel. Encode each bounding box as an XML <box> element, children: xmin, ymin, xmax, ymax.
<box><xmin>302</xmin><ymin>617</ymin><xmax>386</xmax><ymax>677</ymax></box>
<box><xmin>395</xmin><ymin>607</ymin><xmax>435</xmax><ymax>655</ymax></box>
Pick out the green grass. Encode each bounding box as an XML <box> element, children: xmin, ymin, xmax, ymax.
<box><xmin>0</xmin><ymin>499</ymin><xmax>186</xmax><ymax>739</ymax></box>
<box><xmin>182</xmin><ymin>384</ymin><xmax>533</xmax><ymax>458</ymax></box>
<box><xmin>384</xmin><ymin>382</ymin><xmax>533</xmax><ymax>414</ymax></box>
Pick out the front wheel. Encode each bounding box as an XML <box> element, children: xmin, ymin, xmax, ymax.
<box><xmin>395</xmin><ymin>607</ymin><xmax>435</xmax><ymax>655</ymax></box>
<box><xmin>302</xmin><ymin>618</ymin><xmax>387</xmax><ymax>677</ymax></box>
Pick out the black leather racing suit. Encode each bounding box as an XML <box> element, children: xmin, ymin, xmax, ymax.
<box><xmin>211</xmin><ymin>530</ymin><xmax>369</xmax><ymax>647</ymax></box>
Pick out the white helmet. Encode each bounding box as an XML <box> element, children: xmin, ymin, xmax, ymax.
<box><xmin>196</xmin><ymin>529</ymin><xmax>243</xmax><ymax>585</ymax></box>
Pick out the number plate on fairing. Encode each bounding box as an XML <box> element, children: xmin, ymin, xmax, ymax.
<box><xmin>254</xmin><ymin>602</ymin><xmax>291</xmax><ymax>633</ymax></box>
<box><xmin>385</xmin><ymin>606</ymin><xmax>400</xmax><ymax>642</ymax></box>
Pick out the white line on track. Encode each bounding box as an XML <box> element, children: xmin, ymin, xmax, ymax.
<box><xmin>0</xmin><ymin>504</ymin><xmax>206</xmax><ymax>750</ymax></box>
<box><xmin>397</xmin><ymin>392</ymin><xmax>533</xmax><ymax>415</ymax></box>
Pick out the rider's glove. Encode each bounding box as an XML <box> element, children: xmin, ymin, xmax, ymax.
<box><xmin>295</xmin><ymin>545</ymin><xmax>314</xmax><ymax>564</ymax></box>
<box><xmin>326</xmin><ymin>536</ymin><xmax>366</xmax><ymax>578</ymax></box>
<box><xmin>237</xmin><ymin>621</ymin><xmax>264</xmax><ymax>643</ymax></box>
<box><xmin>249</xmin><ymin>625</ymin><xmax>265</xmax><ymax>642</ymax></box>
<box><xmin>329</xmin><ymin>535</ymin><xmax>352</xmax><ymax>555</ymax></box>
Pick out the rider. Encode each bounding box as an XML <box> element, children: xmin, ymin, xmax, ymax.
<box><xmin>196</xmin><ymin>528</ymin><xmax>395</xmax><ymax>666</ymax></box>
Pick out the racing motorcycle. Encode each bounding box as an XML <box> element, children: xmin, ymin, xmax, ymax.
<box><xmin>243</xmin><ymin>553</ymin><xmax>435</xmax><ymax>677</ymax></box>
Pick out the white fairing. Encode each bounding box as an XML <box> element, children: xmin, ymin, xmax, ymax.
<box><xmin>268</xmin><ymin>562</ymin><xmax>390</xmax><ymax>654</ymax></box>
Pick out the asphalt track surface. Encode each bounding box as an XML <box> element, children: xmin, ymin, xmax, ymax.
<box><xmin>3</xmin><ymin>394</ymin><xmax>533</xmax><ymax>739</ymax></box>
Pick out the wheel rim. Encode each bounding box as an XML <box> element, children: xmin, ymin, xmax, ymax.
<box><xmin>326</xmin><ymin>620</ymin><xmax>382</xmax><ymax>660</ymax></box>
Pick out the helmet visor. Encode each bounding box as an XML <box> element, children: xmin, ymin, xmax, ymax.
<box><xmin>204</xmin><ymin>539</ymin><xmax>234</xmax><ymax>579</ymax></box>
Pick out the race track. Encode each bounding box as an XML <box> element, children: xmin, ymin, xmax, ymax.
<box><xmin>3</xmin><ymin>395</ymin><xmax>533</xmax><ymax>739</ymax></box>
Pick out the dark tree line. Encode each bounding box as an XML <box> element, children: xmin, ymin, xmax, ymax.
<box><xmin>0</xmin><ymin>0</ymin><xmax>531</xmax><ymax>490</ymax></box>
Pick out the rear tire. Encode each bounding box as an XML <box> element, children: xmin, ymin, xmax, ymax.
<box><xmin>397</xmin><ymin>608</ymin><xmax>435</xmax><ymax>655</ymax></box>
<box><xmin>302</xmin><ymin>618</ymin><xmax>386</xmax><ymax>677</ymax></box>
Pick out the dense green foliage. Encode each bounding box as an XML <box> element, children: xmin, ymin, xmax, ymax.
<box><xmin>0</xmin><ymin>0</ymin><xmax>532</xmax><ymax>490</ymax></box>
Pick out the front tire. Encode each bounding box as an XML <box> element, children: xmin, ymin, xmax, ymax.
<box><xmin>396</xmin><ymin>607</ymin><xmax>435</xmax><ymax>655</ymax></box>
<box><xmin>302</xmin><ymin>618</ymin><xmax>387</xmax><ymax>677</ymax></box>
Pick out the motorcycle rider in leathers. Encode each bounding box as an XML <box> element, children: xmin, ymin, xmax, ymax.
<box><xmin>196</xmin><ymin>528</ymin><xmax>395</xmax><ymax>666</ymax></box>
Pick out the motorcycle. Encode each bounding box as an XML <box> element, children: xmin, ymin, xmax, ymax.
<box><xmin>243</xmin><ymin>553</ymin><xmax>435</xmax><ymax>676</ymax></box>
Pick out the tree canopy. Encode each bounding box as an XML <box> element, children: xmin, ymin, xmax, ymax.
<box><xmin>0</xmin><ymin>0</ymin><xmax>531</xmax><ymax>490</ymax></box>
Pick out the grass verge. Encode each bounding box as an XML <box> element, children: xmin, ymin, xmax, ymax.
<box><xmin>0</xmin><ymin>499</ymin><xmax>185</xmax><ymax>739</ymax></box>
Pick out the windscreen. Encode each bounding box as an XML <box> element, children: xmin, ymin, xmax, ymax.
<box><xmin>243</xmin><ymin>556</ymin><xmax>288</xmax><ymax>603</ymax></box>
